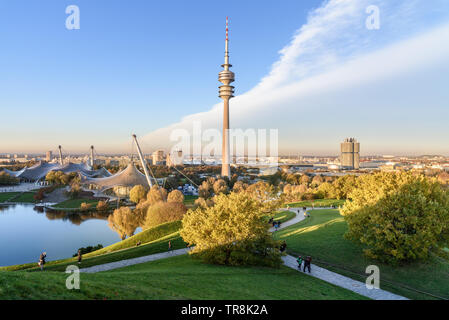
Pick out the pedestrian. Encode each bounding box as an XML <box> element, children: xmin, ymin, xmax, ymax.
<box><xmin>280</xmin><ymin>241</ymin><xmax>287</xmax><ymax>253</ymax></box>
<box><xmin>77</xmin><ymin>249</ymin><xmax>82</xmax><ymax>264</ymax></box>
<box><xmin>38</xmin><ymin>252</ymin><xmax>46</xmax><ymax>271</ymax></box>
<box><xmin>296</xmin><ymin>255</ymin><xmax>303</xmax><ymax>269</ymax></box>
<box><xmin>303</xmin><ymin>256</ymin><xmax>312</xmax><ymax>273</ymax></box>
<box><xmin>168</xmin><ymin>240</ymin><xmax>172</xmax><ymax>252</ymax></box>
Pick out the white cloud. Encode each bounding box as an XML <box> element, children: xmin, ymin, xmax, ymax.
<box><xmin>143</xmin><ymin>0</ymin><xmax>449</xmax><ymax>155</ymax></box>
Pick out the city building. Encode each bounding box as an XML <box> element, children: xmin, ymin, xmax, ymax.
<box><xmin>46</xmin><ymin>151</ymin><xmax>52</xmax><ymax>162</ymax></box>
<box><xmin>152</xmin><ymin>149</ymin><xmax>165</xmax><ymax>165</ymax></box>
<box><xmin>340</xmin><ymin>138</ymin><xmax>360</xmax><ymax>169</ymax></box>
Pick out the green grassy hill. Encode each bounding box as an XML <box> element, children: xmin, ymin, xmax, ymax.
<box><xmin>274</xmin><ymin>209</ymin><xmax>449</xmax><ymax>300</ymax></box>
<box><xmin>0</xmin><ymin>255</ymin><xmax>366</xmax><ymax>300</ymax></box>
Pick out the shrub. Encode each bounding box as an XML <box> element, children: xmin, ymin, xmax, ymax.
<box><xmin>80</xmin><ymin>202</ymin><xmax>92</xmax><ymax>211</ymax></box>
<box><xmin>145</xmin><ymin>202</ymin><xmax>187</xmax><ymax>229</ymax></box>
<box><xmin>73</xmin><ymin>244</ymin><xmax>103</xmax><ymax>257</ymax></box>
<box><xmin>342</xmin><ymin>172</ymin><xmax>449</xmax><ymax>264</ymax></box>
<box><xmin>96</xmin><ymin>200</ymin><xmax>108</xmax><ymax>211</ymax></box>
<box><xmin>0</xmin><ymin>171</ymin><xmax>19</xmax><ymax>185</ymax></box>
<box><xmin>34</xmin><ymin>189</ymin><xmax>45</xmax><ymax>201</ymax></box>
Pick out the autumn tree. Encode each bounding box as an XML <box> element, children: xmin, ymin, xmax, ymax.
<box><xmin>232</xmin><ymin>180</ymin><xmax>248</xmax><ymax>193</ymax></box>
<box><xmin>129</xmin><ymin>185</ymin><xmax>147</xmax><ymax>203</ymax></box>
<box><xmin>108</xmin><ymin>206</ymin><xmax>140</xmax><ymax>240</ymax></box>
<box><xmin>245</xmin><ymin>181</ymin><xmax>281</xmax><ymax>213</ymax></box>
<box><xmin>146</xmin><ymin>185</ymin><xmax>167</xmax><ymax>205</ymax></box>
<box><xmin>342</xmin><ymin>172</ymin><xmax>449</xmax><ymax>264</ymax></box>
<box><xmin>198</xmin><ymin>180</ymin><xmax>212</xmax><ymax>199</ymax></box>
<box><xmin>167</xmin><ymin>189</ymin><xmax>185</xmax><ymax>203</ymax></box>
<box><xmin>145</xmin><ymin>202</ymin><xmax>187</xmax><ymax>229</ymax></box>
<box><xmin>213</xmin><ymin>179</ymin><xmax>229</xmax><ymax>195</ymax></box>
<box><xmin>181</xmin><ymin>192</ymin><xmax>282</xmax><ymax>267</ymax></box>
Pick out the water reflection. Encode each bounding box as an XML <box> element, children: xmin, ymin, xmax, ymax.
<box><xmin>43</xmin><ymin>209</ymin><xmax>110</xmax><ymax>226</ymax></box>
<box><xmin>0</xmin><ymin>204</ymin><xmax>123</xmax><ymax>266</ymax></box>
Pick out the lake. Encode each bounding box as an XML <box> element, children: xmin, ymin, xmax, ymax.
<box><xmin>0</xmin><ymin>204</ymin><xmax>123</xmax><ymax>267</ymax></box>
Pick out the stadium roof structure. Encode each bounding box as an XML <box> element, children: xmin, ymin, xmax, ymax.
<box><xmin>3</xmin><ymin>161</ymin><xmax>111</xmax><ymax>181</ymax></box>
<box><xmin>80</xmin><ymin>163</ymin><xmax>151</xmax><ymax>191</ymax></box>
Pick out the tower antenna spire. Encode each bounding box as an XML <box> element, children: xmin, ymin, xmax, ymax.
<box><xmin>224</xmin><ymin>16</ymin><xmax>230</xmax><ymax>70</ymax></box>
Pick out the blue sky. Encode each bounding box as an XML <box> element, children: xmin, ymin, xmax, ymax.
<box><xmin>1</xmin><ymin>0</ymin><xmax>449</xmax><ymax>156</ymax></box>
<box><xmin>0</xmin><ymin>0</ymin><xmax>320</xmax><ymax>153</ymax></box>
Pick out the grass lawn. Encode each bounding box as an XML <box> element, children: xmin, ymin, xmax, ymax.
<box><xmin>272</xmin><ymin>210</ymin><xmax>296</xmax><ymax>223</ymax></box>
<box><xmin>183</xmin><ymin>195</ymin><xmax>198</xmax><ymax>206</ymax></box>
<box><xmin>53</xmin><ymin>198</ymin><xmax>99</xmax><ymax>209</ymax></box>
<box><xmin>0</xmin><ymin>192</ymin><xmax>20</xmax><ymax>203</ymax></box>
<box><xmin>274</xmin><ymin>209</ymin><xmax>449</xmax><ymax>300</ymax></box>
<box><xmin>10</xmin><ymin>192</ymin><xmax>36</xmax><ymax>203</ymax></box>
<box><xmin>286</xmin><ymin>199</ymin><xmax>345</xmax><ymax>208</ymax></box>
<box><xmin>0</xmin><ymin>255</ymin><xmax>367</xmax><ymax>300</ymax></box>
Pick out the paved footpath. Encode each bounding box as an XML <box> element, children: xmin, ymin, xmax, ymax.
<box><xmin>80</xmin><ymin>207</ymin><xmax>408</xmax><ymax>300</ymax></box>
<box><xmin>80</xmin><ymin>248</ymin><xmax>190</xmax><ymax>273</ymax></box>
<box><xmin>276</xmin><ymin>208</ymin><xmax>408</xmax><ymax>300</ymax></box>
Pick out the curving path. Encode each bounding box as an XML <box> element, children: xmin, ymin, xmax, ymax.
<box><xmin>79</xmin><ymin>207</ymin><xmax>408</xmax><ymax>300</ymax></box>
<box><xmin>80</xmin><ymin>248</ymin><xmax>190</xmax><ymax>273</ymax></box>
<box><xmin>275</xmin><ymin>207</ymin><xmax>408</xmax><ymax>300</ymax></box>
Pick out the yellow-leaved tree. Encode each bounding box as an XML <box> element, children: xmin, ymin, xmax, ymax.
<box><xmin>342</xmin><ymin>172</ymin><xmax>449</xmax><ymax>264</ymax></box>
<box><xmin>181</xmin><ymin>192</ymin><xmax>282</xmax><ymax>267</ymax></box>
<box><xmin>108</xmin><ymin>206</ymin><xmax>140</xmax><ymax>240</ymax></box>
<box><xmin>129</xmin><ymin>185</ymin><xmax>147</xmax><ymax>204</ymax></box>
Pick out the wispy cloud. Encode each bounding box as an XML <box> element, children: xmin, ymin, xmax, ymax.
<box><xmin>143</xmin><ymin>0</ymin><xmax>449</xmax><ymax>155</ymax></box>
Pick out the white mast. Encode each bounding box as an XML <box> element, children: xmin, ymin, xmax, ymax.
<box><xmin>132</xmin><ymin>134</ymin><xmax>153</xmax><ymax>188</ymax></box>
<box><xmin>58</xmin><ymin>145</ymin><xmax>63</xmax><ymax>165</ymax></box>
<box><xmin>90</xmin><ymin>145</ymin><xmax>95</xmax><ymax>168</ymax></box>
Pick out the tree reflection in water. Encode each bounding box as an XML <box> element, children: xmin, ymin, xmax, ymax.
<box><xmin>40</xmin><ymin>207</ymin><xmax>111</xmax><ymax>226</ymax></box>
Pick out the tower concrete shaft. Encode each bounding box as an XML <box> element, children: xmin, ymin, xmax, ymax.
<box><xmin>218</xmin><ymin>17</ymin><xmax>235</xmax><ymax>178</ymax></box>
<box><xmin>90</xmin><ymin>145</ymin><xmax>95</xmax><ymax>168</ymax></box>
<box><xmin>58</xmin><ymin>145</ymin><xmax>63</xmax><ymax>165</ymax></box>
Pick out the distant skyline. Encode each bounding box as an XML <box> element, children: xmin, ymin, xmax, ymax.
<box><xmin>1</xmin><ymin>0</ymin><xmax>449</xmax><ymax>156</ymax></box>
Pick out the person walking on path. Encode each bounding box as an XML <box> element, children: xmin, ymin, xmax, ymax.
<box><xmin>303</xmin><ymin>256</ymin><xmax>312</xmax><ymax>273</ymax></box>
<box><xmin>77</xmin><ymin>249</ymin><xmax>82</xmax><ymax>265</ymax></box>
<box><xmin>296</xmin><ymin>256</ymin><xmax>303</xmax><ymax>269</ymax></box>
<box><xmin>38</xmin><ymin>252</ymin><xmax>46</xmax><ymax>271</ymax></box>
<box><xmin>168</xmin><ymin>240</ymin><xmax>172</xmax><ymax>253</ymax></box>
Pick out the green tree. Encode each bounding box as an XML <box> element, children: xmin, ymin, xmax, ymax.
<box><xmin>181</xmin><ymin>192</ymin><xmax>282</xmax><ymax>267</ymax></box>
<box><xmin>342</xmin><ymin>172</ymin><xmax>449</xmax><ymax>264</ymax></box>
<box><xmin>129</xmin><ymin>185</ymin><xmax>147</xmax><ymax>203</ymax></box>
<box><xmin>332</xmin><ymin>175</ymin><xmax>357</xmax><ymax>199</ymax></box>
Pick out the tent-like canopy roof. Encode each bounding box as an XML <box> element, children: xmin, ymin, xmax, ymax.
<box><xmin>3</xmin><ymin>161</ymin><xmax>111</xmax><ymax>181</ymax></box>
<box><xmin>80</xmin><ymin>163</ymin><xmax>149</xmax><ymax>191</ymax></box>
